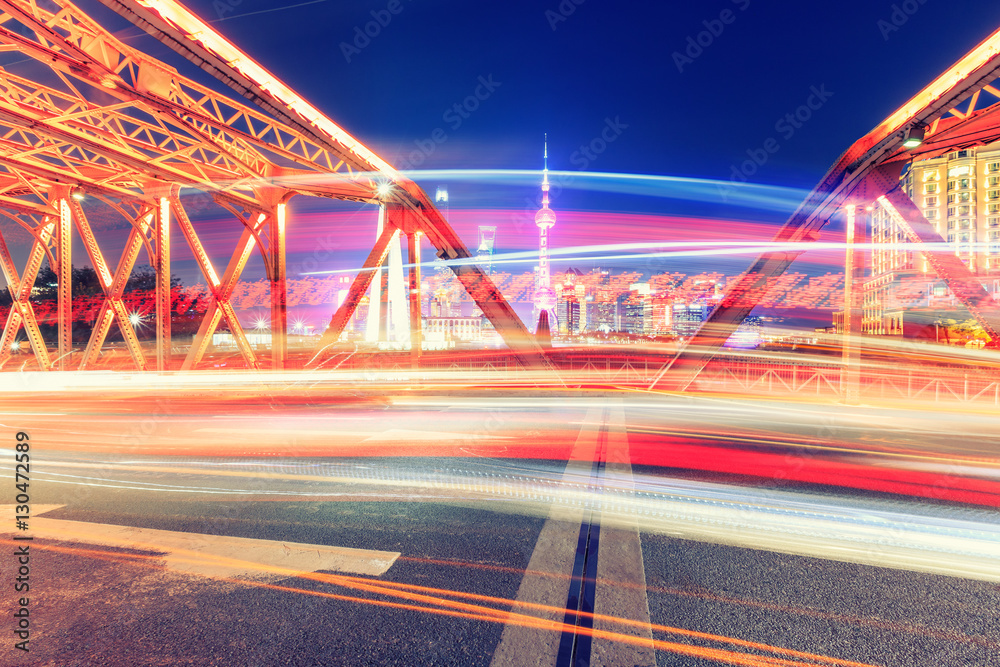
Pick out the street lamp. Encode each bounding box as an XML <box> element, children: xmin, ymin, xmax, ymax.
<box><xmin>902</xmin><ymin>124</ymin><xmax>925</xmax><ymax>149</ymax></box>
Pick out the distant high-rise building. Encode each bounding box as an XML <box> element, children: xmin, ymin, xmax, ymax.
<box><xmin>619</xmin><ymin>283</ymin><xmax>652</xmax><ymax>335</ymax></box>
<box><xmin>430</xmin><ymin>288</ymin><xmax>458</xmax><ymax>318</ymax></box>
<box><xmin>672</xmin><ymin>302</ymin><xmax>709</xmax><ymax>338</ymax></box>
<box><xmin>435</xmin><ymin>185</ymin><xmax>449</xmax><ymax>210</ymax></box>
<box><xmin>432</xmin><ymin>185</ymin><xmax>453</xmax><ymax>282</ymax></box>
<box><xmin>477</xmin><ymin>226</ymin><xmax>497</xmax><ymax>276</ymax></box>
<box><xmin>651</xmin><ymin>293</ymin><xmax>674</xmax><ymax>335</ymax></box>
<box><xmin>590</xmin><ymin>269</ymin><xmax>616</xmax><ymax>332</ymax></box>
<box><xmin>556</xmin><ymin>268</ymin><xmax>585</xmax><ymax>334</ymax></box>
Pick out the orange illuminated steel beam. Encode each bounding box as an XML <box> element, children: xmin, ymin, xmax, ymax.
<box><xmin>658</xmin><ymin>24</ymin><xmax>1000</xmax><ymax>391</ymax></box>
<box><xmin>0</xmin><ymin>103</ymin><xmax>261</xmax><ymax>212</ymax></box>
<box><xmin>100</xmin><ymin>0</ymin><xmax>550</xmax><ymax>369</ymax></box>
<box><xmin>0</xmin><ymin>1</ymin><xmax>378</xmax><ymax>202</ymax></box>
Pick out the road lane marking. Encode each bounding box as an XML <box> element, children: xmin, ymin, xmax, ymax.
<box><xmin>491</xmin><ymin>402</ymin><xmax>655</xmax><ymax>667</ymax></box>
<box><xmin>490</xmin><ymin>408</ymin><xmax>598</xmax><ymax>667</ymax></box>
<box><xmin>1</xmin><ymin>506</ymin><xmax>399</xmax><ymax>579</ymax></box>
<box><xmin>591</xmin><ymin>401</ymin><xmax>655</xmax><ymax>666</ymax></box>
<box><xmin>555</xmin><ymin>417</ymin><xmax>606</xmax><ymax>666</ymax></box>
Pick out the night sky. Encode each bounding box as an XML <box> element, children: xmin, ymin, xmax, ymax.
<box><xmin>150</xmin><ymin>0</ymin><xmax>1000</xmax><ymax>186</ymax></box>
<box><xmin>36</xmin><ymin>1</ymin><xmax>1000</xmax><ymax>283</ymax></box>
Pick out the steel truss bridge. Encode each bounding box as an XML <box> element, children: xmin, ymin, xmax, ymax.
<box><xmin>1</xmin><ymin>0</ymin><xmax>1000</xmax><ymax>395</ymax></box>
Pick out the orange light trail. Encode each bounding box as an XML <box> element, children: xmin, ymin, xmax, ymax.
<box><xmin>396</xmin><ymin>556</ymin><xmax>997</xmax><ymax>649</ymax></box>
<box><xmin>2</xmin><ymin>538</ymin><xmax>883</xmax><ymax>667</ymax></box>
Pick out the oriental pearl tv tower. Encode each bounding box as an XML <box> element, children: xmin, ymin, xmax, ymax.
<box><xmin>533</xmin><ymin>135</ymin><xmax>558</xmax><ymax>334</ymax></box>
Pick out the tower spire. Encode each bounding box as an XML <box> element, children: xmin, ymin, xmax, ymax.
<box><xmin>533</xmin><ymin>134</ymin><xmax>557</xmax><ymax>334</ymax></box>
<box><xmin>542</xmin><ymin>133</ymin><xmax>549</xmax><ymax>206</ymax></box>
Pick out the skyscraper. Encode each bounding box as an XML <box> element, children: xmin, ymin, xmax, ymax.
<box><xmin>533</xmin><ymin>135</ymin><xmax>558</xmax><ymax>332</ymax></box>
<box><xmin>477</xmin><ymin>226</ymin><xmax>497</xmax><ymax>276</ymax></box>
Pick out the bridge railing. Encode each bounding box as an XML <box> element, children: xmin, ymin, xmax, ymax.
<box><xmin>693</xmin><ymin>359</ymin><xmax>1000</xmax><ymax>407</ymax></box>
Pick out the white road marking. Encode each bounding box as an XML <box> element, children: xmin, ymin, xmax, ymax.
<box><xmin>1</xmin><ymin>505</ymin><xmax>399</xmax><ymax>580</ymax></box>
<box><xmin>591</xmin><ymin>401</ymin><xmax>655</xmax><ymax>666</ymax></box>
<box><xmin>490</xmin><ymin>403</ymin><xmax>655</xmax><ymax>666</ymax></box>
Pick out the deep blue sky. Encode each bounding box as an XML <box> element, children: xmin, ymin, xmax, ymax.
<box><xmin>131</xmin><ymin>0</ymin><xmax>1000</xmax><ymax>191</ymax></box>
<box><xmin>65</xmin><ymin>0</ymin><xmax>1000</xmax><ymax>284</ymax></box>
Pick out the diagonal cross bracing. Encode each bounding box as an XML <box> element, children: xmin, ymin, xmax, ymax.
<box><xmin>178</xmin><ymin>215</ymin><xmax>259</xmax><ymax>371</ymax></box>
<box><xmin>0</xmin><ymin>221</ymin><xmax>52</xmax><ymax>368</ymax></box>
<box><xmin>73</xmin><ymin>200</ymin><xmax>152</xmax><ymax>370</ymax></box>
<box><xmin>315</xmin><ymin>216</ymin><xmax>398</xmax><ymax>352</ymax></box>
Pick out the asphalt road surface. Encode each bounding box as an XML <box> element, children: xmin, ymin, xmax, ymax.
<box><xmin>2</xmin><ymin>373</ymin><xmax>999</xmax><ymax>666</ymax></box>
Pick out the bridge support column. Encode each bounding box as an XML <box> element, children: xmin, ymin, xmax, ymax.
<box><xmin>154</xmin><ymin>196</ymin><xmax>171</xmax><ymax>372</ymax></box>
<box><xmin>840</xmin><ymin>204</ymin><xmax>862</xmax><ymax>404</ymax></box>
<box><xmin>408</xmin><ymin>231</ymin><xmax>422</xmax><ymax>367</ymax></box>
<box><xmin>270</xmin><ymin>201</ymin><xmax>287</xmax><ymax>370</ymax></box>
<box><xmin>56</xmin><ymin>195</ymin><xmax>72</xmax><ymax>370</ymax></box>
